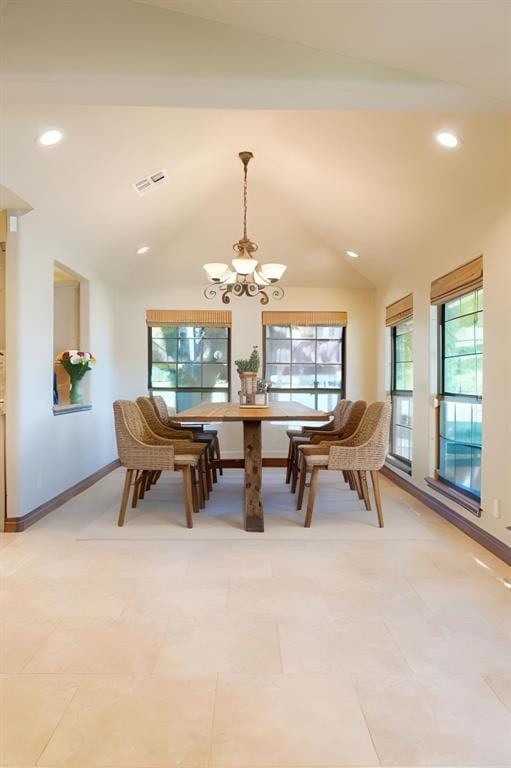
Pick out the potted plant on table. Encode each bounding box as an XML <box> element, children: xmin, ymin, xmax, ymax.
<box><xmin>235</xmin><ymin>346</ymin><xmax>264</xmax><ymax>407</ymax></box>
<box><xmin>55</xmin><ymin>350</ymin><xmax>96</xmax><ymax>405</ymax></box>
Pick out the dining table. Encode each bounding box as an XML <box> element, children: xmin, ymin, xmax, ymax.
<box><xmin>176</xmin><ymin>401</ymin><xmax>327</xmax><ymax>532</ymax></box>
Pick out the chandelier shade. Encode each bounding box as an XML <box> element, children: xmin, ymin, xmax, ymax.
<box><xmin>203</xmin><ymin>262</ymin><xmax>229</xmax><ymax>282</ymax></box>
<box><xmin>203</xmin><ymin>151</ymin><xmax>286</xmax><ymax>304</ymax></box>
<box><xmin>232</xmin><ymin>256</ymin><xmax>258</xmax><ymax>275</ymax></box>
<box><xmin>259</xmin><ymin>263</ymin><xmax>287</xmax><ymax>282</ymax></box>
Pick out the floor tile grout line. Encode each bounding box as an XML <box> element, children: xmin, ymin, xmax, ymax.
<box><xmin>18</xmin><ymin>617</ymin><xmax>65</xmax><ymax>674</ymax></box>
<box><xmin>148</xmin><ymin>614</ymin><xmax>172</xmax><ymax>676</ymax></box>
<box><xmin>479</xmin><ymin>670</ymin><xmax>511</xmax><ymax>712</ymax></box>
<box><xmin>274</xmin><ymin>615</ymin><xmax>285</xmax><ymax>675</ymax></box>
<box><xmin>32</xmin><ymin>673</ymin><xmax>86</xmax><ymax>766</ymax></box>
<box><xmin>350</xmin><ymin>673</ymin><xmax>383</xmax><ymax>767</ymax></box>
<box><xmin>206</xmin><ymin>672</ymin><xmax>220</xmax><ymax>767</ymax></box>
<box><xmin>381</xmin><ymin>616</ymin><xmax>415</xmax><ymax>675</ymax></box>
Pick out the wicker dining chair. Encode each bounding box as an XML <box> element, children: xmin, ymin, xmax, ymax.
<box><xmin>287</xmin><ymin>399</ymin><xmax>352</xmax><ymax>489</ymax></box>
<box><xmin>137</xmin><ymin>396</ymin><xmax>211</xmax><ymax>501</ymax></box>
<box><xmin>113</xmin><ymin>400</ymin><xmax>204</xmax><ymax>528</ymax></box>
<box><xmin>151</xmin><ymin>394</ymin><xmax>223</xmax><ymax>482</ymax></box>
<box><xmin>298</xmin><ymin>400</ymin><xmax>392</xmax><ymax>528</ymax></box>
<box><xmin>294</xmin><ymin>400</ymin><xmax>367</xmax><ymax>503</ymax></box>
<box><xmin>284</xmin><ymin>400</ymin><xmax>346</xmax><ymax>484</ymax></box>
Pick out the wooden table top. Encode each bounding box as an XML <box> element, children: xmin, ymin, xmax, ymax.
<box><xmin>176</xmin><ymin>401</ymin><xmax>328</xmax><ymax>423</ymax></box>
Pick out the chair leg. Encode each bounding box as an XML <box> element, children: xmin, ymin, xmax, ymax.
<box><xmin>138</xmin><ymin>471</ymin><xmax>147</xmax><ymax>500</ymax></box>
<box><xmin>191</xmin><ymin>467</ymin><xmax>200</xmax><ymax>513</ymax></box>
<box><xmin>360</xmin><ymin>470</ymin><xmax>371</xmax><ymax>511</ymax></box>
<box><xmin>304</xmin><ymin>466</ymin><xmax>320</xmax><ymax>528</ymax></box>
<box><xmin>196</xmin><ymin>463</ymin><xmax>205</xmax><ymax>510</ymax></box>
<box><xmin>210</xmin><ymin>442</ymin><xmax>218</xmax><ymax>484</ymax></box>
<box><xmin>181</xmin><ymin>465</ymin><xmax>194</xmax><ymax>528</ymax></box>
<box><xmin>206</xmin><ymin>460</ymin><xmax>213</xmax><ymax>494</ymax></box>
<box><xmin>118</xmin><ymin>469</ymin><xmax>133</xmax><ymax>527</ymax></box>
<box><xmin>200</xmin><ymin>456</ymin><xmax>209</xmax><ymax>503</ymax></box>
<box><xmin>291</xmin><ymin>444</ymin><xmax>300</xmax><ymax>494</ymax></box>
<box><xmin>370</xmin><ymin>470</ymin><xmax>384</xmax><ymax>528</ymax></box>
<box><xmin>296</xmin><ymin>455</ymin><xmax>307</xmax><ymax>511</ymax></box>
<box><xmin>285</xmin><ymin>438</ymin><xmax>293</xmax><ymax>484</ymax></box>
<box><xmin>346</xmin><ymin>470</ymin><xmax>355</xmax><ymax>490</ymax></box>
<box><xmin>132</xmin><ymin>471</ymin><xmax>142</xmax><ymax>507</ymax></box>
<box><xmin>214</xmin><ymin>436</ymin><xmax>223</xmax><ymax>476</ymax></box>
<box><xmin>352</xmin><ymin>471</ymin><xmax>364</xmax><ymax>500</ymax></box>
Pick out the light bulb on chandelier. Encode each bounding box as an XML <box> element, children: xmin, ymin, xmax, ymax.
<box><xmin>203</xmin><ymin>151</ymin><xmax>286</xmax><ymax>304</ymax></box>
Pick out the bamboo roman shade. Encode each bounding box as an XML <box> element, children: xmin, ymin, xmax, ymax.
<box><xmin>146</xmin><ymin>310</ymin><xmax>232</xmax><ymax>327</ymax></box>
<box><xmin>430</xmin><ymin>256</ymin><xmax>483</xmax><ymax>305</ymax></box>
<box><xmin>261</xmin><ymin>311</ymin><xmax>348</xmax><ymax>326</ymax></box>
<box><xmin>385</xmin><ymin>294</ymin><xmax>413</xmax><ymax>327</ymax></box>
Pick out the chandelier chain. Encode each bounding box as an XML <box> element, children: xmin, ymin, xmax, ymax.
<box><xmin>243</xmin><ymin>162</ymin><xmax>248</xmax><ymax>240</ymax></box>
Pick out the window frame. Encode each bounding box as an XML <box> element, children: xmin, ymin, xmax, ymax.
<box><xmin>435</xmin><ymin>294</ymin><xmax>483</xmax><ymax>503</ymax></box>
<box><xmin>147</xmin><ymin>324</ymin><xmax>231</xmax><ymax>410</ymax></box>
<box><xmin>262</xmin><ymin>323</ymin><xmax>346</xmax><ymax>409</ymax></box>
<box><xmin>389</xmin><ymin>319</ymin><xmax>413</xmax><ymax>471</ymax></box>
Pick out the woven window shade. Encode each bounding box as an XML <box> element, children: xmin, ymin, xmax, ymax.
<box><xmin>430</xmin><ymin>256</ymin><xmax>483</xmax><ymax>305</ymax></box>
<box><xmin>261</xmin><ymin>311</ymin><xmax>347</xmax><ymax>326</ymax></box>
<box><xmin>385</xmin><ymin>294</ymin><xmax>413</xmax><ymax>327</ymax></box>
<box><xmin>146</xmin><ymin>309</ymin><xmax>232</xmax><ymax>327</ymax></box>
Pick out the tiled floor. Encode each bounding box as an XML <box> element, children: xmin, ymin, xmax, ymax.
<box><xmin>1</xmin><ymin>467</ymin><xmax>510</xmax><ymax>767</ymax></box>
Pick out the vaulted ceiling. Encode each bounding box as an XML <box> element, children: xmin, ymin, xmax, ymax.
<box><xmin>0</xmin><ymin>1</ymin><xmax>509</xmax><ymax>288</ymax></box>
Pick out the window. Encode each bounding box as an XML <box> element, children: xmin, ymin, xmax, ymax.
<box><xmin>437</xmin><ymin>287</ymin><xmax>483</xmax><ymax>498</ymax></box>
<box><xmin>390</xmin><ymin>318</ymin><xmax>413</xmax><ymax>466</ymax></box>
<box><xmin>263</xmin><ymin>314</ymin><xmax>346</xmax><ymax>410</ymax></box>
<box><xmin>148</xmin><ymin>324</ymin><xmax>230</xmax><ymax>412</ymax></box>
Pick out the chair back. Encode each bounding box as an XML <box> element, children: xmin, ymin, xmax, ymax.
<box><xmin>349</xmin><ymin>401</ymin><xmax>385</xmax><ymax>447</ymax></box>
<box><xmin>151</xmin><ymin>394</ymin><xmax>170</xmax><ymax>426</ymax></box>
<box><xmin>137</xmin><ymin>396</ymin><xmax>168</xmax><ymax>434</ymax></box>
<box><xmin>119</xmin><ymin>400</ymin><xmax>155</xmax><ymax>443</ymax></box>
<box><xmin>327</xmin><ymin>400</ymin><xmax>392</xmax><ymax>471</ymax></box>
<box><xmin>331</xmin><ymin>399</ymin><xmax>351</xmax><ymax>430</ymax></box>
<box><xmin>113</xmin><ymin>401</ymin><xmax>131</xmax><ymax>467</ymax></box>
<box><xmin>113</xmin><ymin>400</ymin><xmax>152</xmax><ymax>466</ymax></box>
<box><xmin>370</xmin><ymin>399</ymin><xmax>392</xmax><ymax>467</ymax></box>
<box><xmin>113</xmin><ymin>400</ymin><xmax>174</xmax><ymax>470</ymax></box>
<box><xmin>351</xmin><ymin>400</ymin><xmax>391</xmax><ymax>458</ymax></box>
<box><xmin>340</xmin><ymin>400</ymin><xmax>366</xmax><ymax>439</ymax></box>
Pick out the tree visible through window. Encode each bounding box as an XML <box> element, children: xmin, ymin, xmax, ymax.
<box><xmin>148</xmin><ymin>325</ymin><xmax>230</xmax><ymax>412</ymax></box>
<box><xmin>438</xmin><ymin>288</ymin><xmax>483</xmax><ymax>498</ymax></box>
<box><xmin>264</xmin><ymin>324</ymin><xmax>345</xmax><ymax>410</ymax></box>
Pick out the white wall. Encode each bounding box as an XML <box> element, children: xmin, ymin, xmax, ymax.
<box><xmin>6</xmin><ymin>210</ymin><xmax>119</xmax><ymax>518</ymax></box>
<box><xmin>375</xmin><ymin>201</ymin><xmax>511</xmax><ymax>544</ymax></box>
<box><xmin>116</xmin><ymin>284</ymin><xmax>377</xmax><ymax>458</ymax></box>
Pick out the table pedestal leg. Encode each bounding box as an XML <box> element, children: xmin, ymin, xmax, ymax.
<box><xmin>243</xmin><ymin>420</ymin><xmax>263</xmax><ymax>532</ymax></box>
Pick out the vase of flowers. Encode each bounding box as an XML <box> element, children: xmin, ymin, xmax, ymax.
<box><xmin>55</xmin><ymin>350</ymin><xmax>96</xmax><ymax>405</ymax></box>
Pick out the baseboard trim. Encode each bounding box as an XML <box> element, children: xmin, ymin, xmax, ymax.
<box><xmin>381</xmin><ymin>465</ymin><xmax>511</xmax><ymax>565</ymax></box>
<box><xmin>4</xmin><ymin>459</ymin><xmax>121</xmax><ymax>532</ymax></box>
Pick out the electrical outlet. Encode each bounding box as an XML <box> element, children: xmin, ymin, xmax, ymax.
<box><xmin>492</xmin><ymin>499</ymin><xmax>500</xmax><ymax>519</ymax></box>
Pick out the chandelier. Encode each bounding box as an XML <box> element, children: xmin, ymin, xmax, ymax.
<box><xmin>203</xmin><ymin>151</ymin><xmax>286</xmax><ymax>305</ymax></box>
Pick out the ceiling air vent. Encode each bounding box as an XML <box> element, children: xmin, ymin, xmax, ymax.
<box><xmin>133</xmin><ymin>169</ymin><xmax>168</xmax><ymax>196</ymax></box>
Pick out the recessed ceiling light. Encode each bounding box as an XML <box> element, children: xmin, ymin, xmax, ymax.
<box><xmin>37</xmin><ymin>129</ymin><xmax>64</xmax><ymax>147</ymax></box>
<box><xmin>435</xmin><ymin>130</ymin><xmax>461</xmax><ymax>149</ymax></box>
<box><xmin>136</xmin><ymin>245</ymin><xmax>149</xmax><ymax>255</ymax></box>
<box><xmin>346</xmin><ymin>250</ymin><xmax>359</xmax><ymax>259</ymax></box>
